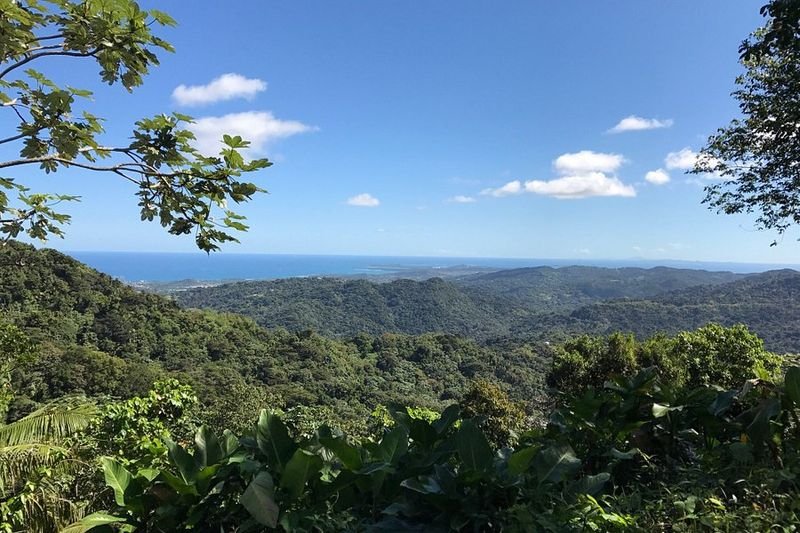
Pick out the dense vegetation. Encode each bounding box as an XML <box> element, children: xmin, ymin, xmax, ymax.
<box><xmin>2</xmin><ymin>241</ymin><xmax>799</xmax><ymax>531</ymax></box>
<box><xmin>0</xmin><ymin>241</ymin><xmax>550</xmax><ymax>430</ymax></box>
<box><xmin>174</xmin><ymin>266</ymin><xmax>800</xmax><ymax>353</ymax></box>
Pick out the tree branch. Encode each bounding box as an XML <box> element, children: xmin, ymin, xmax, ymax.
<box><xmin>0</xmin><ymin>49</ymin><xmax>99</xmax><ymax>80</ymax></box>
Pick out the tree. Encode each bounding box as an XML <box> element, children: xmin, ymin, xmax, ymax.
<box><xmin>0</xmin><ymin>0</ymin><xmax>270</xmax><ymax>252</ymax></box>
<box><xmin>695</xmin><ymin>0</ymin><xmax>800</xmax><ymax>244</ymax></box>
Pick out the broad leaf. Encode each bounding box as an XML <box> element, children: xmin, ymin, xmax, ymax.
<box><xmin>101</xmin><ymin>457</ymin><xmax>132</xmax><ymax>506</ymax></box>
<box><xmin>241</xmin><ymin>471</ymin><xmax>279</xmax><ymax>528</ymax></box>
<box><xmin>533</xmin><ymin>444</ymin><xmax>581</xmax><ymax>484</ymax></box>
<box><xmin>785</xmin><ymin>367</ymin><xmax>800</xmax><ymax>406</ymax></box>
<box><xmin>257</xmin><ymin>410</ymin><xmax>296</xmax><ymax>472</ymax></box>
<box><xmin>167</xmin><ymin>438</ymin><xmax>197</xmax><ymax>484</ymax></box>
<box><xmin>457</xmin><ymin>420</ymin><xmax>493</xmax><ymax>472</ymax></box>
<box><xmin>194</xmin><ymin>425</ymin><xmax>222</xmax><ymax>467</ymax></box>
<box><xmin>378</xmin><ymin>426</ymin><xmax>409</xmax><ymax>464</ymax></box>
<box><xmin>280</xmin><ymin>449</ymin><xmax>323</xmax><ymax>500</ymax></box>
<box><xmin>62</xmin><ymin>512</ymin><xmax>127</xmax><ymax>533</ymax></box>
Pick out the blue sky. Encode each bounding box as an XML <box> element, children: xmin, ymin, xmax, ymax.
<box><xmin>9</xmin><ymin>1</ymin><xmax>800</xmax><ymax>263</ymax></box>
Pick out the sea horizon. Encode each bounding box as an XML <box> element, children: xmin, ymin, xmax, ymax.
<box><xmin>65</xmin><ymin>249</ymin><xmax>800</xmax><ymax>282</ymax></box>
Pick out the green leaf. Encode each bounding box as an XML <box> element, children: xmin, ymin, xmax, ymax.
<box><xmin>241</xmin><ymin>471</ymin><xmax>279</xmax><ymax>528</ymax></box>
<box><xmin>62</xmin><ymin>512</ymin><xmax>127</xmax><ymax>533</ymax></box>
<box><xmin>508</xmin><ymin>445</ymin><xmax>538</xmax><ymax>475</ymax></box>
<box><xmin>433</xmin><ymin>404</ymin><xmax>460</xmax><ymax>435</ymax></box>
<box><xmin>320</xmin><ymin>435</ymin><xmax>362</xmax><ymax>471</ymax></box>
<box><xmin>785</xmin><ymin>367</ymin><xmax>800</xmax><ymax>406</ymax></box>
<box><xmin>533</xmin><ymin>444</ymin><xmax>581</xmax><ymax>484</ymax></box>
<box><xmin>457</xmin><ymin>420</ymin><xmax>493</xmax><ymax>472</ymax></box>
<box><xmin>194</xmin><ymin>425</ymin><xmax>222</xmax><ymax>467</ymax></box>
<box><xmin>101</xmin><ymin>457</ymin><xmax>132</xmax><ymax>506</ymax></box>
<box><xmin>378</xmin><ymin>425</ymin><xmax>409</xmax><ymax>464</ymax></box>
<box><xmin>167</xmin><ymin>438</ymin><xmax>197</xmax><ymax>484</ymax></box>
<box><xmin>256</xmin><ymin>410</ymin><xmax>296</xmax><ymax>472</ymax></box>
<box><xmin>280</xmin><ymin>449</ymin><xmax>323</xmax><ymax>500</ymax></box>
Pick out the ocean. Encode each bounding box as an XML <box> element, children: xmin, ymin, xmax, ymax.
<box><xmin>67</xmin><ymin>251</ymin><xmax>800</xmax><ymax>282</ymax></box>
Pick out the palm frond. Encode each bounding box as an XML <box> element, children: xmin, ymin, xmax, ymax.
<box><xmin>0</xmin><ymin>397</ymin><xmax>98</xmax><ymax>447</ymax></box>
<box><xmin>0</xmin><ymin>442</ymin><xmax>70</xmax><ymax>493</ymax></box>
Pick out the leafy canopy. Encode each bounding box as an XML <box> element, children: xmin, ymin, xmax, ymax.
<box><xmin>0</xmin><ymin>0</ymin><xmax>270</xmax><ymax>251</ymax></box>
<box><xmin>695</xmin><ymin>0</ymin><xmax>800</xmax><ymax>243</ymax></box>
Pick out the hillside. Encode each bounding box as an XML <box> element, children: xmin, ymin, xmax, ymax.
<box><xmin>0</xmin><ymin>242</ymin><xmax>548</xmax><ymax>426</ymax></box>
<box><xmin>173</xmin><ymin>264</ymin><xmax>800</xmax><ymax>352</ymax></box>
<box><xmin>175</xmin><ymin>276</ymin><xmax>515</xmax><ymax>339</ymax></box>
<box><xmin>558</xmin><ymin>269</ymin><xmax>800</xmax><ymax>352</ymax></box>
<box><xmin>457</xmin><ymin>265</ymin><xmax>744</xmax><ymax>311</ymax></box>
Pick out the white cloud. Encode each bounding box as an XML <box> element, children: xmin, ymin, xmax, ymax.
<box><xmin>190</xmin><ymin>111</ymin><xmax>315</xmax><ymax>156</ymax></box>
<box><xmin>173</xmin><ymin>73</ymin><xmax>267</xmax><ymax>106</ymax></box>
<box><xmin>347</xmin><ymin>193</ymin><xmax>380</xmax><ymax>207</ymax></box>
<box><xmin>447</xmin><ymin>195</ymin><xmax>476</xmax><ymax>203</ymax></box>
<box><xmin>481</xmin><ymin>151</ymin><xmax>635</xmax><ymax>200</ymax></box>
<box><xmin>481</xmin><ymin>180</ymin><xmax>522</xmax><ymax>197</ymax></box>
<box><xmin>524</xmin><ymin>172</ymin><xmax>636</xmax><ymax>199</ymax></box>
<box><xmin>553</xmin><ymin>150</ymin><xmax>625</xmax><ymax>174</ymax></box>
<box><xmin>645</xmin><ymin>168</ymin><xmax>670</xmax><ymax>185</ymax></box>
<box><xmin>664</xmin><ymin>147</ymin><xmax>698</xmax><ymax>170</ymax></box>
<box><xmin>608</xmin><ymin>115</ymin><xmax>674</xmax><ymax>133</ymax></box>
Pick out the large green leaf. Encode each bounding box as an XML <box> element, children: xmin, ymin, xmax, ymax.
<box><xmin>167</xmin><ymin>438</ymin><xmax>197</xmax><ymax>484</ymax></box>
<box><xmin>433</xmin><ymin>404</ymin><xmax>460</xmax><ymax>435</ymax></box>
<box><xmin>62</xmin><ymin>512</ymin><xmax>129</xmax><ymax>533</ymax></box>
<box><xmin>194</xmin><ymin>425</ymin><xmax>222</xmax><ymax>467</ymax></box>
<box><xmin>508</xmin><ymin>445</ymin><xmax>538</xmax><ymax>475</ymax></box>
<box><xmin>378</xmin><ymin>426</ymin><xmax>409</xmax><ymax>465</ymax></box>
<box><xmin>456</xmin><ymin>420</ymin><xmax>493</xmax><ymax>472</ymax></box>
<box><xmin>241</xmin><ymin>471</ymin><xmax>279</xmax><ymax>528</ymax></box>
<box><xmin>280</xmin><ymin>449</ymin><xmax>323</xmax><ymax>500</ymax></box>
<box><xmin>256</xmin><ymin>410</ymin><xmax>296</xmax><ymax>472</ymax></box>
<box><xmin>320</xmin><ymin>435</ymin><xmax>362</xmax><ymax>471</ymax></box>
<box><xmin>785</xmin><ymin>367</ymin><xmax>800</xmax><ymax>406</ymax></box>
<box><xmin>101</xmin><ymin>457</ymin><xmax>132</xmax><ymax>507</ymax></box>
<box><xmin>533</xmin><ymin>444</ymin><xmax>581</xmax><ymax>484</ymax></box>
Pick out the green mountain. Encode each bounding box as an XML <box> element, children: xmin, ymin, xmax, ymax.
<box><xmin>557</xmin><ymin>269</ymin><xmax>800</xmax><ymax>352</ymax></box>
<box><xmin>0</xmin><ymin>242</ymin><xmax>547</xmax><ymax>426</ymax></box>
<box><xmin>173</xmin><ymin>264</ymin><xmax>800</xmax><ymax>352</ymax></box>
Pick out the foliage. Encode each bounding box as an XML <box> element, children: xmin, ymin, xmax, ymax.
<box><xmin>0</xmin><ymin>322</ymin><xmax>36</xmax><ymax>420</ymax></box>
<box><xmin>460</xmin><ymin>379</ymin><xmax>527</xmax><ymax>448</ymax></box>
<box><xmin>69</xmin><ymin>363</ymin><xmax>800</xmax><ymax>531</ymax></box>
<box><xmin>549</xmin><ymin>324</ymin><xmax>781</xmax><ymax>395</ymax></box>
<box><xmin>0</xmin><ymin>0</ymin><xmax>270</xmax><ymax>251</ymax></box>
<box><xmin>695</xmin><ymin>0</ymin><xmax>800</xmax><ymax>243</ymax></box>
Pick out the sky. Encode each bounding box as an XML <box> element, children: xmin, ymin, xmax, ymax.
<box><xmin>7</xmin><ymin>0</ymin><xmax>800</xmax><ymax>263</ymax></box>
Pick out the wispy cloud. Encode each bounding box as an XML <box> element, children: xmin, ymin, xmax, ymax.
<box><xmin>664</xmin><ymin>147</ymin><xmax>698</xmax><ymax>170</ymax></box>
<box><xmin>173</xmin><ymin>73</ymin><xmax>267</xmax><ymax>106</ymax></box>
<box><xmin>347</xmin><ymin>193</ymin><xmax>380</xmax><ymax>207</ymax></box>
<box><xmin>190</xmin><ymin>111</ymin><xmax>316</xmax><ymax>156</ymax></box>
<box><xmin>608</xmin><ymin>115</ymin><xmax>673</xmax><ymax>134</ymax></box>
<box><xmin>481</xmin><ymin>151</ymin><xmax>634</xmax><ymax>199</ymax></box>
<box><xmin>645</xmin><ymin>168</ymin><xmax>670</xmax><ymax>185</ymax></box>
<box><xmin>481</xmin><ymin>180</ymin><xmax>522</xmax><ymax>197</ymax></box>
<box><xmin>447</xmin><ymin>195</ymin><xmax>476</xmax><ymax>203</ymax></box>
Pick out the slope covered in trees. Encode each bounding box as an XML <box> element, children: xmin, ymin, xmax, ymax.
<box><xmin>174</xmin><ymin>265</ymin><xmax>800</xmax><ymax>352</ymax></box>
<box><xmin>0</xmin><ymin>241</ymin><xmax>548</xmax><ymax>429</ymax></box>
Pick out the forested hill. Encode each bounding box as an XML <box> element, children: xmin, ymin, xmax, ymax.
<box><xmin>0</xmin><ymin>241</ymin><xmax>549</xmax><ymax>426</ymax></box>
<box><xmin>175</xmin><ymin>266</ymin><xmax>800</xmax><ymax>352</ymax></box>
<box><xmin>455</xmin><ymin>265</ymin><xmax>744</xmax><ymax>310</ymax></box>
<box><xmin>558</xmin><ymin>269</ymin><xmax>800</xmax><ymax>352</ymax></box>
